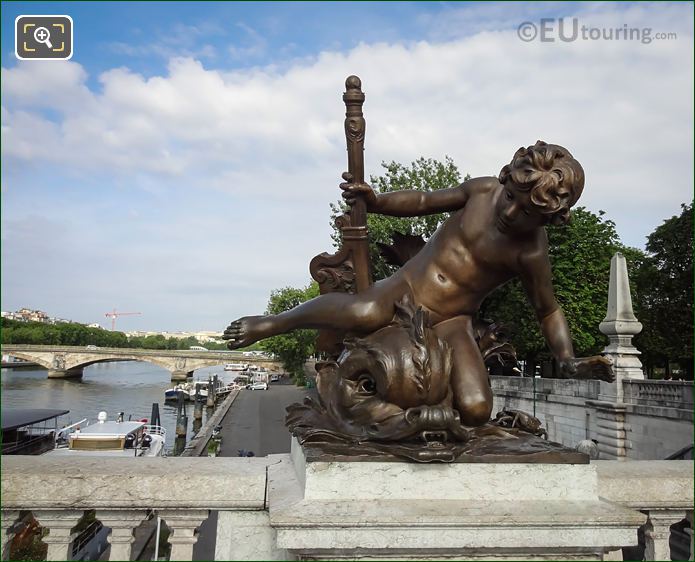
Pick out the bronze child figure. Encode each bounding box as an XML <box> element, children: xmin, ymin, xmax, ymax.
<box><xmin>224</xmin><ymin>141</ymin><xmax>612</xmax><ymax>427</ymax></box>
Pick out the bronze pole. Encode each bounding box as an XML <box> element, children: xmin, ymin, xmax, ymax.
<box><xmin>342</xmin><ymin>75</ymin><xmax>372</xmax><ymax>291</ymax></box>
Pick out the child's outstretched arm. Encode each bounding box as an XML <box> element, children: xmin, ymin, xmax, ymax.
<box><xmin>519</xmin><ymin>240</ymin><xmax>614</xmax><ymax>382</ymax></box>
<box><xmin>340</xmin><ymin>176</ymin><xmax>497</xmax><ymax>217</ymax></box>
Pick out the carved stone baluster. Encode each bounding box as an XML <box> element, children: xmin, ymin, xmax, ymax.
<box><xmin>33</xmin><ymin>509</ymin><xmax>83</xmax><ymax>561</ymax></box>
<box><xmin>643</xmin><ymin>509</ymin><xmax>683</xmax><ymax>561</ymax></box>
<box><xmin>1</xmin><ymin>510</ymin><xmax>20</xmax><ymax>561</ymax></box>
<box><xmin>158</xmin><ymin>509</ymin><xmax>208</xmax><ymax>561</ymax></box>
<box><xmin>96</xmin><ymin>509</ymin><xmax>149</xmax><ymax>561</ymax></box>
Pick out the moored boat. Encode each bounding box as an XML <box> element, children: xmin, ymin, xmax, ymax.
<box><xmin>1</xmin><ymin>408</ymin><xmax>71</xmax><ymax>455</ymax></box>
<box><xmin>47</xmin><ymin>408</ymin><xmax>166</xmax><ymax>457</ymax></box>
<box><xmin>164</xmin><ymin>380</ymin><xmax>210</xmax><ymax>401</ymax></box>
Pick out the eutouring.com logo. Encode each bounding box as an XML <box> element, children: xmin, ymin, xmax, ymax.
<box><xmin>517</xmin><ymin>18</ymin><xmax>678</xmax><ymax>44</ymax></box>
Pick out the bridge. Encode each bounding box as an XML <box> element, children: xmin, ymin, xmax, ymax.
<box><xmin>0</xmin><ymin>345</ymin><xmax>283</xmax><ymax>381</ymax></box>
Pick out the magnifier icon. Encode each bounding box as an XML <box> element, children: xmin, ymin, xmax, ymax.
<box><xmin>33</xmin><ymin>26</ymin><xmax>53</xmax><ymax>49</ymax></box>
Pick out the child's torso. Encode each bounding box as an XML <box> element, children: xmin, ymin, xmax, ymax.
<box><xmin>403</xmin><ymin>187</ymin><xmax>534</xmax><ymax>320</ymax></box>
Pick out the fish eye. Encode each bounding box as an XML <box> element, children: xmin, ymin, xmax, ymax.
<box><xmin>356</xmin><ymin>374</ymin><xmax>377</xmax><ymax>395</ymax></box>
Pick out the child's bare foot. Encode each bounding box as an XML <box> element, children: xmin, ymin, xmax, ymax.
<box><xmin>223</xmin><ymin>316</ymin><xmax>272</xmax><ymax>349</ymax></box>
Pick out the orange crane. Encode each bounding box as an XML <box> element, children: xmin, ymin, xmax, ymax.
<box><xmin>104</xmin><ymin>309</ymin><xmax>142</xmax><ymax>331</ymax></box>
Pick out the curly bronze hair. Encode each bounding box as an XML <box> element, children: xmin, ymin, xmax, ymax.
<box><xmin>498</xmin><ymin>141</ymin><xmax>585</xmax><ymax>225</ymax></box>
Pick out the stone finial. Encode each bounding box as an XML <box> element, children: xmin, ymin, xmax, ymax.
<box><xmin>599</xmin><ymin>252</ymin><xmax>645</xmax><ymax>403</ymax></box>
<box><xmin>599</xmin><ymin>252</ymin><xmax>642</xmax><ymax>336</ymax></box>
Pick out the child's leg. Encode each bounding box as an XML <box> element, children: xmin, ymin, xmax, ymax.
<box><xmin>224</xmin><ymin>278</ymin><xmax>406</xmax><ymax>349</ymax></box>
<box><xmin>433</xmin><ymin>315</ymin><xmax>493</xmax><ymax>427</ymax></box>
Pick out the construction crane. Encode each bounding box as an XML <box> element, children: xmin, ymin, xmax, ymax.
<box><xmin>104</xmin><ymin>309</ymin><xmax>142</xmax><ymax>331</ymax></box>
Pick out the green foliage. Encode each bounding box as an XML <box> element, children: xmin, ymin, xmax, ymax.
<box><xmin>0</xmin><ymin>318</ymin><xmax>215</xmax><ymax>351</ymax></box>
<box><xmin>260</xmin><ymin>281</ymin><xmax>319</xmax><ymax>382</ymax></box>
<box><xmin>481</xmin><ymin>207</ymin><xmax>624</xmax><ymax>362</ymax></box>
<box><xmin>331</xmin><ymin>156</ymin><xmax>466</xmax><ymax>280</ymax></box>
<box><xmin>1</xmin><ymin>318</ymin><xmax>129</xmax><ymax>347</ymax></box>
<box><xmin>633</xmin><ymin>202</ymin><xmax>693</xmax><ymax>378</ymax></box>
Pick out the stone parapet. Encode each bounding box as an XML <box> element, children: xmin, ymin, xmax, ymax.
<box><xmin>594</xmin><ymin>460</ymin><xmax>693</xmax><ymax>510</ymax></box>
<box><xmin>623</xmin><ymin>379</ymin><xmax>694</xmax><ymax>410</ymax></box>
<box><xmin>491</xmin><ymin>375</ymin><xmax>693</xmax><ymax>459</ymax></box>
<box><xmin>0</xmin><ymin>456</ymin><xmax>269</xmax><ymax>510</ymax></box>
<box><xmin>2</xmin><ymin>455</ymin><xmax>692</xmax><ymax>560</ymax></box>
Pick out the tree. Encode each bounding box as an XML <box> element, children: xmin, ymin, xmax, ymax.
<box><xmin>331</xmin><ymin>156</ymin><xmax>466</xmax><ymax>280</ymax></box>
<box><xmin>260</xmin><ymin>282</ymin><xmax>320</xmax><ymax>384</ymax></box>
<box><xmin>621</xmin><ymin>246</ymin><xmax>664</xmax><ymax>378</ymax></box>
<box><xmin>633</xmin><ymin>202</ymin><xmax>693</xmax><ymax>379</ymax></box>
<box><xmin>480</xmin><ymin>207</ymin><xmax>626</xmax><ymax>372</ymax></box>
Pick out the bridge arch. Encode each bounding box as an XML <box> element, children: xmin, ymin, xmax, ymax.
<box><xmin>66</xmin><ymin>356</ymin><xmax>176</xmax><ymax>374</ymax></box>
<box><xmin>2</xmin><ymin>351</ymin><xmax>53</xmax><ymax>371</ymax></box>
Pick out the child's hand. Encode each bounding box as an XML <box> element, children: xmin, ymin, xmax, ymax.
<box><xmin>340</xmin><ymin>172</ymin><xmax>377</xmax><ymax>208</ymax></box>
<box><xmin>559</xmin><ymin>356</ymin><xmax>614</xmax><ymax>382</ymax></box>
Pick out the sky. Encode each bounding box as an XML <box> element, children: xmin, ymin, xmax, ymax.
<box><xmin>1</xmin><ymin>1</ymin><xmax>693</xmax><ymax>333</ymax></box>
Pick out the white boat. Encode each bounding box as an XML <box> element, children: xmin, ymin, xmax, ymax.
<box><xmin>165</xmin><ymin>383</ymin><xmax>189</xmax><ymax>401</ymax></box>
<box><xmin>165</xmin><ymin>381</ymin><xmax>209</xmax><ymax>401</ymax></box>
<box><xmin>47</xmin><ymin>411</ymin><xmax>166</xmax><ymax>457</ymax></box>
<box><xmin>224</xmin><ymin>362</ymin><xmax>249</xmax><ymax>371</ymax></box>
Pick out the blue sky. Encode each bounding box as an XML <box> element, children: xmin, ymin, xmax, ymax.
<box><xmin>2</xmin><ymin>1</ymin><xmax>693</xmax><ymax>332</ymax></box>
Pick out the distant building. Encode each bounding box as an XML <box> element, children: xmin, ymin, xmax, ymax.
<box><xmin>124</xmin><ymin>330</ymin><xmax>224</xmax><ymax>343</ymax></box>
<box><xmin>2</xmin><ymin>308</ymin><xmax>78</xmax><ymax>325</ymax></box>
<box><xmin>4</xmin><ymin>308</ymin><xmax>51</xmax><ymax>323</ymax></box>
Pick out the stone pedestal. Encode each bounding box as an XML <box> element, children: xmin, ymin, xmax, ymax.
<box><xmin>216</xmin><ymin>511</ymin><xmax>288</xmax><ymax>561</ymax></box>
<box><xmin>587</xmin><ymin>401</ymin><xmax>629</xmax><ymax>460</ymax></box>
<box><xmin>262</xmin><ymin>439</ymin><xmax>644</xmax><ymax>561</ymax></box>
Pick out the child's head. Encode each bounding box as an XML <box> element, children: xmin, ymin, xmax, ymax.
<box><xmin>499</xmin><ymin>141</ymin><xmax>584</xmax><ymax>225</ymax></box>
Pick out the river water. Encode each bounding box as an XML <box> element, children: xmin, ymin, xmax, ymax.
<box><xmin>0</xmin><ymin>361</ymin><xmax>239</xmax><ymax>454</ymax></box>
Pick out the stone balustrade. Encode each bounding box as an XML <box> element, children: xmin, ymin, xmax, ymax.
<box><xmin>491</xmin><ymin>376</ymin><xmax>693</xmax><ymax>460</ymax></box>
<box><xmin>596</xmin><ymin>460</ymin><xmax>695</xmax><ymax>561</ymax></box>
<box><xmin>623</xmin><ymin>379</ymin><xmax>694</xmax><ymax>410</ymax></box>
<box><xmin>1</xmin><ymin>456</ymin><xmax>692</xmax><ymax>561</ymax></box>
<box><xmin>1</xmin><ymin>456</ymin><xmax>270</xmax><ymax>561</ymax></box>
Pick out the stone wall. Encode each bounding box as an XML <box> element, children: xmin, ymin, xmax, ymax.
<box><xmin>491</xmin><ymin>376</ymin><xmax>693</xmax><ymax>460</ymax></box>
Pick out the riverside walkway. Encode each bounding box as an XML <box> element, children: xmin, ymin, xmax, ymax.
<box><xmin>194</xmin><ymin>380</ymin><xmax>309</xmax><ymax>561</ymax></box>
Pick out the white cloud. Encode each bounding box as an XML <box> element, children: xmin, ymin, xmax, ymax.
<box><xmin>1</xmin><ymin>2</ymin><xmax>692</xmax><ymax>330</ymax></box>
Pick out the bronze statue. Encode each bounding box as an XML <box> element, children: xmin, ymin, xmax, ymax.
<box><xmin>223</xmin><ymin>76</ymin><xmax>612</xmax><ymax>461</ymax></box>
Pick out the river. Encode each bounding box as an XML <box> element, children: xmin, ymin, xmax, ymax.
<box><xmin>0</xmin><ymin>360</ymin><xmax>239</xmax><ymax>454</ymax></box>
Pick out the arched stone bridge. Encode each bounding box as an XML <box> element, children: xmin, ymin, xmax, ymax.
<box><xmin>0</xmin><ymin>345</ymin><xmax>283</xmax><ymax>381</ymax></box>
